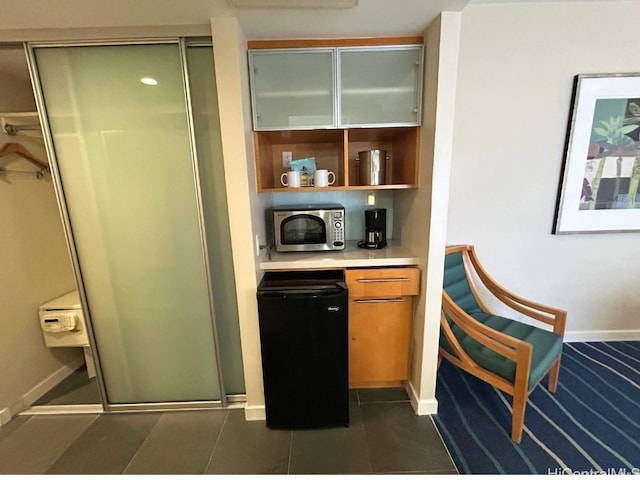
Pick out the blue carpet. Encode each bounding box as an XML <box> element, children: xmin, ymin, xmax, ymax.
<box><xmin>434</xmin><ymin>341</ymin><xmax>640</xmax><ymax>474</ymax></box>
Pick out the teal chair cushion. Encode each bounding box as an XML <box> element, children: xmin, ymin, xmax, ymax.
<box><xmin>441</xmin><ymin>250</ymin><xmax>563</xmax><ymax>389</ymax></box>
<box><xmin>441</xmin><ymin>313</ymin><xmax>563</xmax><ymax>389</ymax></box>
<box><xmin>443</xmin><ymin>252</ymin><xmax>483</xmax><ymax>314</ymax></box>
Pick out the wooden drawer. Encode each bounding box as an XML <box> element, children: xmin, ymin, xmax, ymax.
<box><xmin>345</xmin><ymin>267</ymin><xmax>419</xmax><ymax>298</ymax></box>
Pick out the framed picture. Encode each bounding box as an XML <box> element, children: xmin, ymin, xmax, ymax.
<box><xmin>553</xmin><ymin>73</ymin><xmax>640</xmax><ymax>233</ymax></box>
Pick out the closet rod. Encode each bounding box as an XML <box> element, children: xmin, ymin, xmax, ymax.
<box><xmin>3</xmin><ymin>123</ymin><xmax>41</xmax><ymax>136</ymax></box>
<box><xmin>0</xmin><ymin>167</ymin><xmax>48</xmax><ymax>179</ymax></box>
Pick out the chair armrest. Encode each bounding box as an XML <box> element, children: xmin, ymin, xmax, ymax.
<box><xmin>467</xmin><ymin>247</ymin><xmax>567</xmax><ymax>337</ymax></box>
<box><xmin>442</xmin><ymin>292</ymin><xmax>532</xmax><ymax>362</ymax></box>
<box><xmin>441</xmin><ymin>291</ymin><xmax>533</xmax><ymax>389</ymax></box>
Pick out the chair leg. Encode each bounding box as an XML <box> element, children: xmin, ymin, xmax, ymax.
<box><xmin>548</xmin><ymin>356</ymin><xmax>561</xmax><ymax>392</ymax></box>
<box><xmin>511</xmin><ymin>390</ymin><xmax>527</xmax><ymax>443</ymax></box>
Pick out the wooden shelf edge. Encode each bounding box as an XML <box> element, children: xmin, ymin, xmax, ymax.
<box><xmin>344</xmin><ymin>184</ymin><xmax>417</xmax><ymax>191</ymax></box>
<box><xmin>258</xmin><ymin>184</ymin><xmax>417</xmax><ymax>193</ymax></box>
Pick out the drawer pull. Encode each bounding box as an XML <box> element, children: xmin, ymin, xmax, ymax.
<box><xmin>356</xmin><ymin>277</ymin><xmax>410</xmax><ymax>283</ymax></box>
<box><xmin>354</xmin><ymin>298</ymin><xmax>405</xmax><ymax>304</ymax></box>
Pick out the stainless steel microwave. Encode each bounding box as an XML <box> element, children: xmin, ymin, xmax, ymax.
<box><xmin>273</xmin><ymin>204</ymin><xmax>345</xmax><ymax>252</ymax></box>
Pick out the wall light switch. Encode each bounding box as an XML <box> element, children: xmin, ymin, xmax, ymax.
<box><xmin>282</xmin><ymin>151</ymin><xmax>292</xmax><ymax>168</ymax></box>
<box><xmin>367</xmin><ymin>192</ymin><xmax>376</xmax><ymax>206</ymax></box>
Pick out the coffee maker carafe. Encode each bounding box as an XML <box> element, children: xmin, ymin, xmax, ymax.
<box><xmin>358</xmin><ymin>208</ymin><xmax>387</xmax><ymax>249</ymax></box>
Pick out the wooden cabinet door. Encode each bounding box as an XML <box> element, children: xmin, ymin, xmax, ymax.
<box><xmin>348</xmin><ymin>296</ymin><xmax>412</xmax><ymax>387</ymax></box>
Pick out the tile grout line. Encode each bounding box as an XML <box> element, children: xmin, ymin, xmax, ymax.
<box><xmin>120</xmin><ymin>412</ymin><xmax>162</xmax><ymax>474</ymax></box>
<box><xmin>356</xmin><ymin>391</ymin><xmax>375</xmax><ymax>474</ymax></box>
<box><xmin>203</xmin><ymin>409</ymin><xmax>230</xmax><ymax>474</ymax></box>
<box><xmin>44</xmin><ymin>413</ymin><xmax>101</xmax><ymax>474</ymax></box>
<box><xmin>286</xmin><ymin>429</ymin><xmax>294</xmax><ymax>474</ymax></box>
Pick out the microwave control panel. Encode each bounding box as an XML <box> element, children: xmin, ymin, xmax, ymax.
<box><xmin>332</xmin><ymin>211</ymin><xmax>344</xmax><ymax>247</ymax></box>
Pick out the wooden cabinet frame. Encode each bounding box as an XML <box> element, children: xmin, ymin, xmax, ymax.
<box><xmin>346</xmin><ymin>267</ymin><xmax>420</xmax><ymax>388</ymax></box>
<box><xmin>249</xmin><ymin>37</ymin><xmax>424</xmax><ymax>192</ymax></box>
<box><xmin>253</xmin><ymin>126</ymin><xmax>419</xmax><ymax>192</ymax></box>
<box><xmin>248</xmin><ymin>37</ymin><xmax>424</xmax><ymax>50</ymax></box>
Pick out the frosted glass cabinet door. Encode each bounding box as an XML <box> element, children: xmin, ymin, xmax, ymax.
<box><xmin>339</xmin><ymin>46</ymin><xmax>424</xmax><ymax>127</ymax></box>
<box><xmin>249</xmin><ymin>49</ymin><xmax>335</xmax><ymax>130</ymax></box>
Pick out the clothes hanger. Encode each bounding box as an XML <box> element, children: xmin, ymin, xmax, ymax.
<box><xmin>0</xmin><ymin>142</ymin><xmax>49</xmax><ymax>170</ymax></box>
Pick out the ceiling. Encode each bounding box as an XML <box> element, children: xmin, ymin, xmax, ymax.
<box><xmin>0</xmin><ymin>0</ymin><xmax>622</xmax><ymax>82</ymax></box>
<box><xmin>0</xmin><ymin>0</ymin><xmax>470</xmax><ymax>37</ymax></box>
<box><xmin>0</xmin><ymin>0</ymin><xmax>471</xmax><ymax>83</ymax></box>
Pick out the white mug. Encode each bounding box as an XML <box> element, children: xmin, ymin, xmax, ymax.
<box><xmin>280</xmin><ymin>170</ymin><xmax>301</xmax><ymax>188</ymax></box>
<box><xmin>314</xmin><ymin>169</ymin><xmax>336</xmax><ymax>187</ymax></box>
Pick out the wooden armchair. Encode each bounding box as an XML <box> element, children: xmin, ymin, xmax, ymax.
<box><xmin>439</xmin><ymin>245</ymin><xmax>566</xmax><ymax>443</ymax></box>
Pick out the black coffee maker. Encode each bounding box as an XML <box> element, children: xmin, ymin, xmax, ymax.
<box><xmin>358</xmin><ymin>208</ymin><xmax>387</xmax><ymax>249</ymax></box>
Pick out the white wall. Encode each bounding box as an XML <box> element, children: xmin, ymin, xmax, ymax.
<box><xmin>211</xmin><ymin>16</ymin><xmax>269</xmax><ymax>419</ymax></box>
<box><xmin>448</xmin><ymin>0</ymin><xmax>640</xmax><ymax>341</ymax></box>
<box><xmin>0</xmin><ymin>70</ymin><xmax>35</xmax><ymax>112</ymax></box>
<box><xmin>0</xmin><ymin>74</ymin><xmax>79</xmax><ymax>424</ymax></box>
<box><xmin>394</xmin><ymin>12</ymin><xmax>461</xmax><ymax>414</ymax></box>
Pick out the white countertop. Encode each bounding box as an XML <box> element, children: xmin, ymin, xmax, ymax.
<box><xmin>260</xmin><ymin>240</ymin><xmax>420</xmax><ymax>271</ymax></box>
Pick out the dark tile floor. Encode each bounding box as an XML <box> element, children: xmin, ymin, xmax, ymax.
<box><xmin>32</xmin><ymin>365</ymin><xmax>100</xmax><ymax>406</ymax></box>
<box><xmin>0</xmin><ymin>388</ymin><xmax>457</xmax><ymax>475</ymax></box>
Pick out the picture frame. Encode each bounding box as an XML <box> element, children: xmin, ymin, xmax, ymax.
<box><xmin>553</xmin><ymin>73</ymin><xmax>640</xmax><ymax>234</ymax></box>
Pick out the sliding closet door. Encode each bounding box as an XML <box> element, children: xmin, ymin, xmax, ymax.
<box><xmin>186</xmin><ymin>44</ymin><xmax>245</xmax><ymax>395</ymax></box>
<box><xmin>31</xmin><ymin>43</ymin><xmax>222</xmax><ymax>404</ymax></box>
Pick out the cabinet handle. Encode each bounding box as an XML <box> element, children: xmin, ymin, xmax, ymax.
<box><xmin>356</xmin><ymin>277</ymin><xmax>410</xmax><ymax>283</ymax></box>
<box><xmin>354</xmin><ymin>297</ymin><xmax>405</xmax><ymax>304</ymax></box>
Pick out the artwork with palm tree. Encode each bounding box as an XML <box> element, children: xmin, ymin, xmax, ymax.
<box><xmin>554</xmin><ymin>73</ymin><xmax>640</xmax><ymax>233</ymax></box>
<box><xmin>582</xmin><ymin>99</ymin><xmax>640</xmax><ymax>210</ymax></box>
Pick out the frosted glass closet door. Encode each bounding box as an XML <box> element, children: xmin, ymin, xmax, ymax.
<box><xmin>186</xmin><ymin>44</ymin><xmax>245</xmax><ymax>395</ymax></box>
<box><xmin>33</xmin><ymin>44</ymin><xmax>221</xmax><ymax>403</ymax></box>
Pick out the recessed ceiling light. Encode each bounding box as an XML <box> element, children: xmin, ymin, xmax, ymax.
<box><xmin>229</xmin><ymin>0</ymin><xmax>357</xmax><ymax>8</ymax></box>
<box><xmin>140</xmin><ymin>77</ymin><xmax>158</xmax><ymax>86</ymax></box>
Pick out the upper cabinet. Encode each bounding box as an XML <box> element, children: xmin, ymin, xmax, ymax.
<box><xmin>248</xmin><ymin>40</ymin><xmax>424</xmax><ymax>131</ymax></box>
<box><xmin>249</xmin><ymin>48</ymin><xmax>335</xmax><ymax>130</ymax></box>
<box><xmin>338</xmin><ymin>46</ymin><xmax>423</xmax><ymax>128</ymax></box>
<box><xmin>248</xmin><ymin>38</ymin><xmax>424</xmax><ymax>192</ymax></box>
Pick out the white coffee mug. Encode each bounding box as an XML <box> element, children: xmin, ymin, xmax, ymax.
<box><xmin>314</xmin><ymin>169</ymin><xmax>336</xmax><ymax>187</ymax></box>
<box><xmin>280</xmin><ymin>170</ymin><xmax>301</xmax><ymax>188</ymax></box>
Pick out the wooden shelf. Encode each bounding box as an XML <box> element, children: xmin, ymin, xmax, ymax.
<box><xmin>254</xmin><ymin>126</ymin><xmax>419</xmax><ymax>192</ymax></box>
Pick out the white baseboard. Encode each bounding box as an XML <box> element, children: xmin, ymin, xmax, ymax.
<box><xmin>244</xmin><ymin>404</ymin><xmax>266</xmax><ymax>421</ymax></box>
<box><xmin>406</xmin><ymin>381</ymin><xmax>438</xmax><ymax>415</ymax></box>
<box><xmin>565</xmin><ymin>330</ymin><xmax>640</xmax><ymax>343</ymax></box>
<box><xmin>0</xmin><ymin>356</ymin><xmax>85</xmax><ymax>427</ymax></box>
<box><xmin>20</xmin><ymin>404</ymin><xmax>102</xmax><ymax>416</ymax></box>
<box><xmin>0</xmin><ymin>407</ymin><xmax>13</xmax><ymax>427</ymax></box>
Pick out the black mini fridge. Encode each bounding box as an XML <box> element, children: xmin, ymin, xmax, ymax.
<box><xmin>256</xmin><ymin>270</ymin><xmax>349</xmax><ymax>428</ymax></box>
